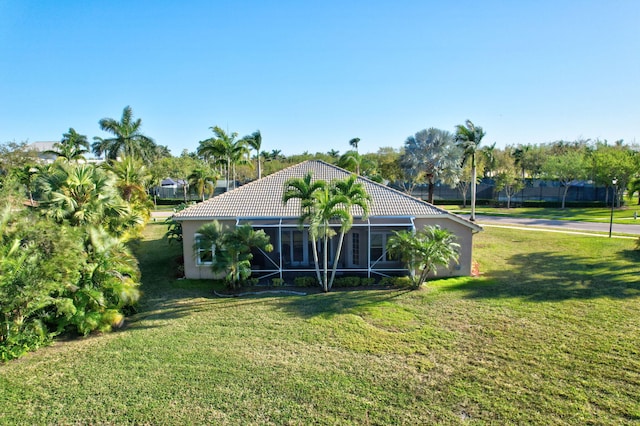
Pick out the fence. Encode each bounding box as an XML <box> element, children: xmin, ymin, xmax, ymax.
<box><xmin>408</xmin><ymin>180</ymin><xmax>617</xmax><ymax>206</ymax></box>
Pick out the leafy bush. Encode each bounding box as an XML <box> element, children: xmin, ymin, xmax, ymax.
<box><xmin>333</xmin><ymin>276</ymin><xmax>362</xmax><ymax>288</ymax></box>
<box><xmin>271</xmin><ymin>278</ymin><xmax>285</xmax><ymax>287</ymax></box>
<box><xmin>293</xmin><ymin>276</ymin><xmax>317</xmax><ymax>287</ymax></box>
<box><xmin>378</xmin><ymin>276</ymin><xmax>413</xmax><ymax>288</ymax></box>
<box><xmin>165</xmin><ymin>203</ymin><xmax>190</xmax><ymax>244</ymax></box>
<box><xmin>1</xmin><ymin>210</ymin><xmax>84</xmax><ymax>360</ymax></box>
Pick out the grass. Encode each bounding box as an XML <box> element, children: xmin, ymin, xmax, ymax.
<box><xmin>1</xmin><ymin>223</ymin><xmax>639</xmax><ymax>424</ymax></box>
<box><xmin>451</xmin><ymin>205</ymin><xmax>640</xmax><ymax>224</ymax></box>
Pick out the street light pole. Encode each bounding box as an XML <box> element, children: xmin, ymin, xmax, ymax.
<box><xmin>609</xmin><ymin>177</ymin><xmax>618</xmax><ymax>238</ymax></box>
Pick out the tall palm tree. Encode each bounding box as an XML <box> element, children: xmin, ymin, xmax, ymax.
<box><xmin>240</xmin><ymin>130</ymin><xmax>262</xmax><ymax>180</ymax></box>
<box><xmin>93</xmin><ymin>106</ymin><xmax>156</xmax><ymax>163</ymax></box>
<box><xmin>44</xmin><ymin>128</ymin><xmax>90</xmax><ymax>162</ymax></box>
<box><xmin>455</xmin><ymin>120</ymin><xmax>485</xmax><ymax>221</ymax></box>
<box><xmin>348</xmin><ymin>138</ymin><xmax>361</xmax><ymax>174</ymax></box>
<box><xmin>308</xmin><ymin>185</ymin><xmax>350</xmax><ymax>292</ymax></box>
<box><xmin>327</xmin><ymin>174</ymin><xmax>371</xmax><ymax>288</ymax></box>
<box><xmin>282</xmin><ymin>172</ymin><xmax>326</xmax><ymax>286</ymax></box>
<box><xmin>198</xmin><ymin>126</ymin><xmax>248</xmax><ymax>191</ymax></box>
<box><xmin>188</xmin><ymin>167</ymin><xmax>219</xmax><ymax>201</ymax></box>
<box><xmin>480</xmin><ymin>142</ymin><xmax>497</xmax><ymax>178</ymax></box>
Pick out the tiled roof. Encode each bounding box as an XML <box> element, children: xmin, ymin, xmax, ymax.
<box><xmin>174</xmin><ymin>160</ymin><xmax>480</xmax><ymax>229</ymax></box>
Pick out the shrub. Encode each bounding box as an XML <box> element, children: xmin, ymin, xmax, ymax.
<box><xmin>378</xmin><ymin>276</ymin><xmax>413</xmax><ymax>288</ymax></box>
<box><xmin>271</xmin><ymin>278</ymin><xmax>285</xmax><ymax>287</ymax></box>
<box><xmin>294</xmin><ymin>276</ymin><xmax>317</xmax><ymax>287</ymax></box>
<box><xmin>361</xmin><ymin>277</ymin><xmax>376</xmax><ymax>286</ymax></box>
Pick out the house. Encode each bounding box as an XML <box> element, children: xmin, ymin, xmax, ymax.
<box><xmin>173</xmin><ymin>160</ymin><xmax>482</xmax><ymax>281</ymax></box>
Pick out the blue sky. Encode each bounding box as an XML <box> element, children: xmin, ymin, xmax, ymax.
<box><xmin>1</xmin><ymin>1</ymin><xmax>638</xmax><ymax>156</ymax></box>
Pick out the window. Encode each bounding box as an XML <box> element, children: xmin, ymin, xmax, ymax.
<box><xmin>370</xmin><ymin>232</ymin><xmax>393</xmax><ymax>263</ymax></box>
<box><xmin>195</xmin><ymin>234</ymin><xmax>215</xmax><ymax>266</ymax></box>
<box><xmin>282</xmin><ymin>229</ymin><xmax>308</xmax><ymax>266</ymax></box>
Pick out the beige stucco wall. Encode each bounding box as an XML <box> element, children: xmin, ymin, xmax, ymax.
<box><xmin>181</xmin><ymin>219</ymin><xmax>236</xmax><ymax>280</ymax></box>
<box><xmin>413</xmin><ymin>217</ymin><xmax>477</xmax><ymax>277</ymax></box>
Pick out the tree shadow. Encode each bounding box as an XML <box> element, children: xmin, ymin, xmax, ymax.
<box><xmin>272</xmin><ymin>287</ymin><xmax>414</xmax><ymax>319</ymax></box>
<box><xmin>447</xmin><ymin>249</ymin><xmax>640</xmax><ymax>301</ymax></box>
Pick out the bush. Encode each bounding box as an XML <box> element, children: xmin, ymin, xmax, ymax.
<box><xmin>378</xmin><ymin>276</ymin><xmax>413</xmax><ymax>288</ymax></box>
<box><xmin>293</xmin><ymin>276</ymin><xmax>317</xmax><ymax>287</ymax></box>
<box><xmin>333</xmin><ymin>276</ymin><xmax>362</xmax><ymax>288</ymax></box>
<box><xmin>1</xmin><ymin>212</ymin><xmax>84</xmax><ymax>360</ymax></box>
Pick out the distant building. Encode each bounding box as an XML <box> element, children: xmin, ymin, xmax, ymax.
<box><xmin>27</xmin><ymin>141</ymin><xmax>104</xmax><ymax>165</ymax></box>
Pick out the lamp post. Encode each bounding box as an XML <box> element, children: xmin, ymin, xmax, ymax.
<box><xmin>609</xmin><ymin>178</ymin><xmax>618</xmax><ymax>238</ymax></box>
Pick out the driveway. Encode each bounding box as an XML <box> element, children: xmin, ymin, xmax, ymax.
<box><xmin>469</xmin><ymin>215</ymin><xmax>640</xmax><ymax>236</ymax></box>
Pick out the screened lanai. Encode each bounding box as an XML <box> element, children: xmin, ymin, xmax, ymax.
<box><xmin>237</xmin><ymin>216</ymin><xmax>415</xmax><ymax>282</ymax></box>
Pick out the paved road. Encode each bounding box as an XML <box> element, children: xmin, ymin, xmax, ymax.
<box><xmin>470</xmin><ymin>215</ymin><xmax>640</xmax><ymax>236</ymax></box>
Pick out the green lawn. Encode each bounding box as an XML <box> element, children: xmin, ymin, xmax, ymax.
<box><xmin>451</xmin><ymin>205</ymin><xmax>640</xmax><ymax>224</ymax></box>
<box><xmin>1</xmin><ymin>223</ymin><xmax>639</xmax><ymax>424</ymax></box>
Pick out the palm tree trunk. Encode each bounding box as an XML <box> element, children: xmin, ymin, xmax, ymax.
<box><xmin>328</xmin><ymin>230</ymin><xmax>346</xmax><ymax>290</ymax></box>
<box><xmin>323</xmin><ymin>235</ymin><xmax>329</xmax><ymax>292</ymax></box>
<box><xmin>256</xmin><ymin>151</ymin><xmax>262</xmax><ymax>179</ymax></box>
<box><xmin>428</xmin><ymin>179</ymin><xmax>435</xmax><ymax>204</ymax></box>
<box><xmin>310</xmin><ymin>237</ymin><xmax>322</xmax><ymax>287</ymax></box>
<box><xmin>470</xmin><ymin>157</ymin><xmax>477</xmax><ymax>221</ymax></box>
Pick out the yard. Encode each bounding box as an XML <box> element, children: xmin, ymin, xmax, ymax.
<box><xmin>1</xmin><ymin>223</ymin><xmax>639</xmax><ymax>424</ymax></box>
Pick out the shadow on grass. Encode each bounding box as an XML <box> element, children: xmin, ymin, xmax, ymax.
<box><xmin>273</xmin><ymin>288</ymin><xmax>413</xmax><ymax>319</ymax></box>
<box><xmin>447</xmin><ymin>249</ymin><xmax>640</xmax><ymax>301</ymax></box>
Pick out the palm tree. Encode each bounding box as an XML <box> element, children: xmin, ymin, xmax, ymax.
<box><xmin>103</xmin><ymin>156</ymin><xmax>151</xmax><ymax>203</ymax></box>
<box><xmin>282</xmin><ymin>172</ymin><xmax>326</xmax><ymax>286</ymax></box>
<box><xmin>327</xmin><ymin>174</ymin><xmax>371</xmax><ymax>288</ymax></box>
<box><xmin>348</xmin><ymin>138</ymin><xmax>361</xmax><ymax>174</ymax></box>
<box><xmin>188</xmin><ymin>167</ymin><xmax>219</xmax><ymax>201</ymax></box>
<box><xmin>480</xmin><ymin>142</ymin><xmax>497</xmax><ymax>178</ymax></box>
<box><xmin>195</xmin><ymin>221</ymin><xmax>272</xmax><ymax>289</ymax></box>
<box><xmin>198</xmin><ymin>126</ymin><xmax>248</xmax><ymax>191</ymax></box>
<box><xmin>37</xmin><ymin>162</ymin><xmax>130</xmax><ymax>231</ymax></box>
<box><xmin>270</xmin><ymin>149</ymin><xmax>283</xmax><ymax>161</ymax></box>
<box><xmin>337</xmin><ymin>150</ymin><xmax>362</xmax><ymax>175</ymax></box>
<box><xmin>241</xmin><ymin>130</ymin><xmax>263</xmax><ymax>179</ymax></box>
<box><xmin>455</xmin><ymin>120</ymin><xmax>485</xmax><ymax>221</ymax></box>
<box><xmin>401</xmin><ymin>128</ymin><xmax>462</xmax><ymax>204</ymax></box>
<box><xmin>308</xmin><ymin>184</ymin><xmax>350</xmax><ymax>292</ymax></box>
<box><xmin>93</xmin><ymin>106</ymin><xmax>156</xmax><ymax>163</ymax></box>
<box><xmin>44</xmin><ymin>128</ymin><xmax>90</xmax><ymax>162</ymax></box>
<box><xmin>387</xmin><ymin>225</ymin><xmax>460</xmax><ymax>289</ymax></box>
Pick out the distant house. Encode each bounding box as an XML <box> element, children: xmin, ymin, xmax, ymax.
<box><xmin>27</xmin><ymin>141</ymin><xmax>57</xmax><ymax>163</ymax></box>
<box><xmin>173</xmin><ymin>160</ymin><xmax>482</xmax><ymax>281</ymax></box>
<box><xmin>160</xmin><ymin>178</ymin><xmax>188</xmax><ymax>190</ymax></box>
<box><xmin>27</xmin><ymin>141</ymin><xmax>104</xmax><ymax>165</ymax></box>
